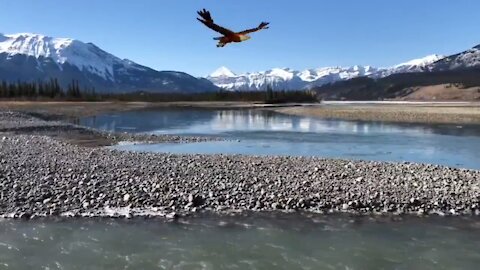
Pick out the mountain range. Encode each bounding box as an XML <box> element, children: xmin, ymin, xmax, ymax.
<box><xmin>428</xmin><ymin>44</ymin><xmax>480</xmax><ymax>72</ymax></box>
<box><xmin>0</xmin><ymin>33</ymin><xmax>218</xmax><ymax>93</ymax></box>
<box><xmin>207</xmin><ymin>55</ymin><xmax>447</xmax><ymax>91</ymax></box>
<box><xmin>0</xmin><ymin>32</ymin><xmax>479</xmax><ymax>95</ymax></box>
<box><xmin>313</xmin><ymin>44</ymin><xmax>480</xmax><ymax>101</ymax></box>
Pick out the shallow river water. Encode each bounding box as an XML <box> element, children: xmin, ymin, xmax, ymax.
<box><xmin>12</xmin><ymin>107</ymin><xmax>473</xmax><ymax>269</ymax></box>
<box><xmin>1</xmin><ymin>214</ymin><xmax>480</xmax><ymax>269</ymax></box>
<box><xmin>80</xmin><ymin>108</ymin><xmax>480</xmax><ymax>170</ymax></box>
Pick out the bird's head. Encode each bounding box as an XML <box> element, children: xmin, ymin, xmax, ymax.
<box><xmin>240</xmin><ymin>35</ymin><xmax>251</xmax><ymax>41</ymax></box>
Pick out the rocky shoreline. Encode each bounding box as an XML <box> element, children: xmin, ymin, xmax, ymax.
<box><xmin>273</xmin><ymin>103</ymin><xmax>480</xmax><ymax>125</ymax></box>
<box><xmin>0</xmin><ymin>111</ymin><xmax>220</xmax><ymax>147</ymax></box>
<box><xmin>0</xmin><ymin>110</ymin><xmax>479</xmax><ymax>219</ymax></box>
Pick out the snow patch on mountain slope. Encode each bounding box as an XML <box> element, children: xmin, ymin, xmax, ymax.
<box><xmin>208</xmin><ymin>55</ymin><xmax>448</xmax><ymax>91</ymax></box>
<box><xmin>268</xmin><ymin>68</ymin><xmax>295</xmax><ymax>81</ymax></box>
<box><xmin>395</xmin><ymin>54</ymin><xmax>444</xmax><ymax>68</ymax></box>
<box><xmin>377</xmin><ymin>54</ymin><xmax>445</xmax><ymax>77</ymax></box>
<box><xmin>210</xmin><ymin>66</ymin><xmax>236</xmax><ymax>77</ymax></box>
<box><xmin>457</xmin><ymin>47</ymin><xmax>480</xmax><ymax>68</ymax></box>
<box><xmin>443</xmin><ymin>47</ymin><xmax>480</xmax><ymax>70</ymax></box>
<box><xmin>208</xmin><ymin>66</ymin><xmax>380</xmax><ymax>91</ymax></box>
<box><xmin>0</xmin><ymin>33</ymin><xmax>126</xmax><ymax>81</ymax></box>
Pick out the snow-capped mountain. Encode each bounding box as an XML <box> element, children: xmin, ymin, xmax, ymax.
<box><xmin>208</xmin><ymin>55</ymin><xmax>445</xmax><ymax>91</ymax></box>
<box><xmin>313</xmin><ymin>46</ymin><xmax>480</xmax><ymax>101</ymax></box>
<box><xmin>208</xmin><ymin>66</ymin><xmax>381</xmax><ymax>91</ymax></box>
<box><xmin>382</xmin><ymin>54</ymin><xmax>444</xmax><ymax>76</ymax></box>
<box><xmin>429</xmin><ymin>44</ymin><xmax>480</xmax><ymax>71</ymax></box>
<box><xmin>209</xmin><ymin>66</ymin><xmax>236</xmax><ymax>78</ymax></box>
<box><xmin>0</xmin><ymin>33</ymin><xmax>217</xmax><ymax>93</ymax></box>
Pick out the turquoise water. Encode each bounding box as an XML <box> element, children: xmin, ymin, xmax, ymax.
<box><xmin>64</xmin><ymin>108</ymin><xmax>480</xmax><ymax>269</ymax></box>
<box><xmin>80</xmin><ymin>108</ymin><xmax>480</xmax><ymax>169</ymax></box>
<box><xmin>1</xmin><ymin>214</ymin><xmax>480</xmax><ymax>269</ymax></box>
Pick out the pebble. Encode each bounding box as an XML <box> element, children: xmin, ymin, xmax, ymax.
<box><xmin>0</xmin><ymin>110</ymin><xmax>479</xmax><ymax>218</ymax></box>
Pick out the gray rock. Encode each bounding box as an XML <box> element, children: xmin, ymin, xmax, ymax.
<box><xmin>0</xmin><ymin>110</ymin><xmax>479</xmax><ymax>219</ymax></box>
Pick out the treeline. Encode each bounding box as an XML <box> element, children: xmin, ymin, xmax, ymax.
<box><xmin>0</xmin><ymin>79</ymin><xmax>318</xmax><ymax>103</ymax></box>
<box><xmin>264</xmin><ymin>87</ymin><xmax>317</xmax><ymax>103</ymax></box>
<box><xmin>101</xmin><ymin>89</ymin><xmax>318</xmax><ymax>103</ymax></box>
<box><xmin>0</xmin><ymin>79</ymin><xmax>97</xmax><ymax>100</ymax></box>
<box><xmin>314</xmin><ymin>69</ymin><xmax>480</xmax><ymax>100</ymax></box>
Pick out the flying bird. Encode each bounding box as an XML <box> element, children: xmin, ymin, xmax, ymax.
<box><xmin>197</xmin><ymin>9</ymin><xmax>269</xmax><ymax>47</ymax></box>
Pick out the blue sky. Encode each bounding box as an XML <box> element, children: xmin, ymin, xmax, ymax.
<box><xmin>0</xmin><ymin>0</ymin><xmax>479</xmax><ymax>76</ymax></box>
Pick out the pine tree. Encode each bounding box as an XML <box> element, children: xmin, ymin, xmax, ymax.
<box><xmin>265</xmin><ymin>84</ymin><xmax>274</xmax><ymax>103</ymax></box>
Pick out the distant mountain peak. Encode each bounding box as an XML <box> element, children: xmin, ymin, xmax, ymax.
<box><xmin>395</xmin><ymin>54</ymin><xmax>445</xmax><ymax>68</ymax></box>
<box><xmin>0</xmin><ymin>32</ymin><xmax>119</xmax><ymax>80</ymax></box>
<box><xmin>266</xmin><ymin>68</ymin><xmax>294</xmax><ymax>80</ymax></box>
<box><xmin>0</xmin><ymin>32</ymin><xmax>218</xmax><ymax>93</ymax></box>
<box><xmin>428</xmin><ymin>44</ymin><xmax>480</xmax><ymax>71</ymax></box>
<box><xmin>210</xmin><ymin>66</ymin><xmax>236</xmax><ymax>77</ymax></box>
<box><xmin>207</xmin><ymin>65</ymin><xmax>380</xmax><ymax>91</ymax></box>
<box><xmin>207</xmin><ymin>53</ymin><xmax>468</xmax><ymax>91</ymax></box>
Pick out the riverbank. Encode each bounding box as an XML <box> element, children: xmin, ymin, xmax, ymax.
<box><xmin>2</xmin><ymin>101</ymin><xmax>480</xmax><ymax>125</ymax></box>
<box><xmin>0</xmin><ymin>111</ymin><xmax>219</xmax><ymax>147</ymax></box>
<box><xmin>0</xmin><ymin>110</ymin><xmax>479</xmax><ymax>219</ymax></box>
<box><xmin>0</xmin><ymin>101</ymin><xmax>290</xmax><ymax>120</ymax></box>
<box><xmin>273</xmin><ymin>102</ymin><xmax>480</xmax><ymax>124</ymax></box>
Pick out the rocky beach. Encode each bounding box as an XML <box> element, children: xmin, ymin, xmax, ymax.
<box><xmin>1</xmin><ymin>109</ymin><xmax>479</xmax><ymax>219</ymax></box>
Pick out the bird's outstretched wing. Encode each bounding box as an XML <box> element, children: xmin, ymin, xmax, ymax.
<box><xmin>237</xmin><ymin>22</ymin><xmax>270</xmax><ymax>35</ymax></box>
<box><xmin>197</xmin><ymin>9</ymin><xmax>235</xmax><ymax>36</ymax></box>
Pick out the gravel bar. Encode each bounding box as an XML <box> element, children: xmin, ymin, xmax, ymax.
<box><xmin>0</xmin><ymin>111</ymin><xmax>219</xmax><ymax>146</ymax></box>
<box><xmin>0</xmin><ymin>110</ymin><xmax>479</xmax><ymax>219</ymax></box>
